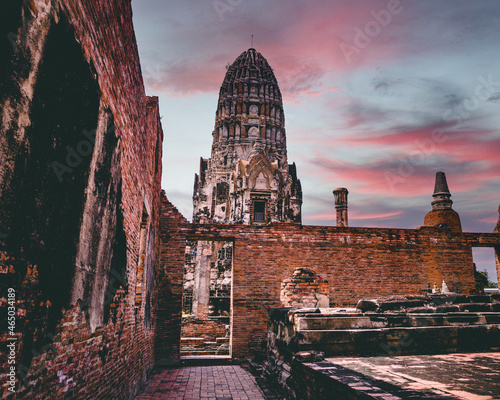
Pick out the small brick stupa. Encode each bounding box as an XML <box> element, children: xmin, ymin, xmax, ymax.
<box><xmin>424</xmin><ymin>171</ymin><xmax>462</xmax><ymax>232</ymax></box>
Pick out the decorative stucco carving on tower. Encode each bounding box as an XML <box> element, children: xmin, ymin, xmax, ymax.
<box><xmin>192</xmin><ymin>48</ymin><xmax>302</xmax><ymax>224</ymax></box>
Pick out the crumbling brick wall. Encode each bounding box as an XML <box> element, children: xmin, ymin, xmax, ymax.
<box><xmin>161</xmin><ymin>223</ymin><xmax>499</xmax><ymax>359</ymax></box>
<box><xmin>154</xmin><ymin>195</ymin><xmax>190</xmax><ymax>365</ymax></box>
<box><xmin>281</xmin><ymin>268</ymin><xmax>330</xmax><ymax>308</ymax></box>
<box><xmin>0</xmin><ymin>1</ymin><xmax>163</xmax><ymax>398</ymax></box>
<box><xmin>181</xmin><ymin>318</ymin><xmax>228</xmax><ymax>341</ymax></box>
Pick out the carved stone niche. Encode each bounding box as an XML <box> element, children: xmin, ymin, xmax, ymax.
<box><xmin>247</xmin><ymin>161</ymin><xmax>273</xmax><ymax>190</ymax></box>
<box><xmin>248</xmin><ymin>126</ymin><xmax>259</xmax><ymax>139</ymax></box>
<box><xmin>254</xmin><ymin>172</ymin><xmax>268</xmax><ymax>190</ymax></box>
<box><xmin>250</xmin><ymin>85</ymin><xmax>258</xmax><ymax>98</ymax></box>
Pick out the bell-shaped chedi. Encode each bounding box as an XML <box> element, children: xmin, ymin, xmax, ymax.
<box><xmin>423</xmin><ymin>171</ymin><xmax>462</xmax><ymax>232</ymax></box>
<box><xmin>193</xmin><ymin>48</ymin><xmax>302</xmax><ymax>224</ymax></box>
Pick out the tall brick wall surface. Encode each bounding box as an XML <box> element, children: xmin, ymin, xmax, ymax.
<box><xmin>494</xmin><ymin>207</ymin><xmax>500</xmax><ymax>285</ymax></box>
<box><xmin>154</xmin><ymin>195</ymin><xmax>190</xmax><ymax>365</ymax></box>
<box><xmin>1</xmin><ymin>1</ymin><xmax>163</xmax><ymax>398</ymax></box>
<box><xmin>157</xmin><ymin>222</ymin><xmax>500</xmax><ymax>359</ymax></box>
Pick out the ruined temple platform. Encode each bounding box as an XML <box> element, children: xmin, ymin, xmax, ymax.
<box><xmin>316</xmin><ymin>352</ymin><xmax>500</xmax><ymax>399</ymax></box>
<box><xmin>265</xmin><ymin>297</ymin><xmax>500</xmax><ymax>399</ymax></box>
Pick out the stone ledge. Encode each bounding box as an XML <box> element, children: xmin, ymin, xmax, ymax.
<box><xmin>297</xmin><ymin>324</ymin><xmax>500</xmax><ymax>356</ymax></box>
<box><xmin>293</xmin><ymin>358</ymin><xmax>461</xmax><ymax>399</ymax></box>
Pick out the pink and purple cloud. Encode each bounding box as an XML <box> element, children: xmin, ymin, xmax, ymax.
<box><xmin>132</xmin><ymin>0</ymin><xmax>500</xmax><ymax>278</ymax></box>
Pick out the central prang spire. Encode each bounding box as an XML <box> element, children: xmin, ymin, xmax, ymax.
<box><xmin>193</xmin><ymin>48</ymin><xmax>302</xmax><ymax>225</ymax></box>
<box><xmin>211</xmin><ymin>48</ymin><xmax>288</xmax><ymax>170</ymax></box>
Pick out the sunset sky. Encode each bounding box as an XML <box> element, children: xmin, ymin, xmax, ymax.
<box><xmin>131</xmin><ymin>0</ymin><xmax>500</xmax><ymax>280</ymax></box>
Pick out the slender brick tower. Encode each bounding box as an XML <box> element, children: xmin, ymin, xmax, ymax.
<box><xmin>333</xmin><ymin>187</ymin><xmax>349</xmax><ymax>227</ymax></box>
<box><xmin>424</xmin><ymin>171</ymin><xmax>462</xmax><ymax>232</ymax></box>
<box><xmin>192</xmin><ymin>48</ymin><xmax>302</xmax><ymax>224</ymax></box>
<box><xmin>495</xmin><ymin>204</ymin><xmax>500</xmax><ymax>234</ymax></box>
<box><xmin>494</xmin><ymin>205</ymin><xmax>500</xmax><ymax>288</ymax></box>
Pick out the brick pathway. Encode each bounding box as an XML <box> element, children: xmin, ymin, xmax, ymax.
<box><xmin>135</xmin><ymin>365</ymin><xmax>267</xmax><ymax>400</ymax></box>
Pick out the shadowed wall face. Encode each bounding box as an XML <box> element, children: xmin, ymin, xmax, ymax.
<box><xmin>1</xmin><ymin>13</ymin><xmax>102</xmax><ymax>345</ymax></box>
<box><xmin>0</xmin><ymin>1</ymin><xmax>163</xmax><ymax>399</ymax></box>
<box><xmin>70</xmin><ymin>104</ymin><xmax>124</xmax><ymax>333</ymax></box>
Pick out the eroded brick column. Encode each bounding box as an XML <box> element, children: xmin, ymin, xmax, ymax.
<box><xmin>494</xmin><ymin>205</ymin><xmax>500</xmax><ymax>284</ymax></box>
<box><xmin>333</xmin><ymin>188</ymin><xmax>349</xmax><ymax>227</ymax></box>
<box><xmin>192</xmin><ymin>241</ymin><xmax>211</xmax><ymax>318</ymax></box>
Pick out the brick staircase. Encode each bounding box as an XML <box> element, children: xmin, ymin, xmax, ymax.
<box><xmin>180</xmin><ymin>336</ymin><xmax>229</xmax><ymax>356</ymax></box>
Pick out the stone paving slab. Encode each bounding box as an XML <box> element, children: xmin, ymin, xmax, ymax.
<box><xmin>135</xmin><ymin>365</ymin><xmax>267</xmax><ymax>400</ymax></box>
<box><xmin>328</xmin><ymin>352</ymin><xmax>500</xmax><ymax>399</ymax></box>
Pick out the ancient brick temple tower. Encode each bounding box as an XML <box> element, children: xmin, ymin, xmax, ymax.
<box><xmin>192</xmin><ymin>48</ymin><xmax>302</xmax><ymax>224</ymax></box>
<box><xmin>424</xmin><ymin>171</ymin><xmax>462</xmax><ymax>232</ymax></box>
<box><xmin>182</xmin><ymin>49</ymin><xmax>303</xmax><ymax>354</ymax></box>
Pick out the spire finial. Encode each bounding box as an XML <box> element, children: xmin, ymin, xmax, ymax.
<box><xmin>431</xmin><ymin>171</ymin><xmax>453</xmax><ymax>210</ymax></box>
<box><xmin>251</xmin><ymin>34</ymin><xmax>254</xmax><ymax>48</ymax></box>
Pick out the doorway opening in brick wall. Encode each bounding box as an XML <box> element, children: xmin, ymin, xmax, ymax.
<box><xmin>253</xmin><ymin>201</ymin><xmax>266</xmax><ymax>223</ymax></box>
<box><xmin>472</xmin><ymin>247</ymin><xmax>499</xmax><ymax>294</ymax></box>
<box><xmin>181</xmin><ymin>239</ymin><xmax>233</xmax><ymax>356</ymax></box>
